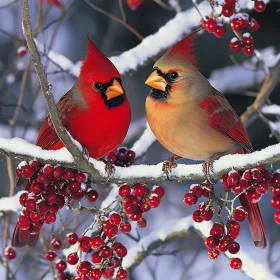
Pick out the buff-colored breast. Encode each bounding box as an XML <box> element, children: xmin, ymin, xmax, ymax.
<box><xmin>146</xmin><ymin>97</ymin><xmax>235</xmax><ymax>160</ymax></box>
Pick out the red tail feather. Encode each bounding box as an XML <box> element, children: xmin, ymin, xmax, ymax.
<box><xmin>239</xmin><ymin>193</ymin><xmax>267</xmax><ymax>248</ymax></box>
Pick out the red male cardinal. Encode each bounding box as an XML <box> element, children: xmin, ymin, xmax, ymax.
<box><xmin>12</xmin><ymin>37</ymin><xmax>131</xmax><ymax>248</ymax></box>
<box><xmin>145</xmin><ymin>31</ymin><xmax>267</xmax><ymax>248</ymax></box>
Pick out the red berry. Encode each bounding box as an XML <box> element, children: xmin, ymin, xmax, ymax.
<box><xmin>78</xmin><ymin>236</ymin><xmax>91</xmax><ymax>252</ymax></box>
<box><xmin>272</xmin><ymin>172</ymin><xmax>280</xmax><ymax>188</ymax></box>
<box><xmin>210</xmin><ymin>223</ymin><xmax>224</xmax><ymax>237</ymax></box>
<box><xmin>19</xmin><ymin>192</ymin><xmax>28</xmax><ymax>206</ymax></box>
<box><xmin>251</xmin><ymin>168</ymin><xmax>263</xmax><ymax>182</ymax></box>
<box><xmin>192</xmin><ymin>210</ymin><xmax>203</xmax><ymax>223</ymax></box>
<box><xmin>202</xmin><ymin>183</ymin><xmax>213</xmax><ymax>198</ymax></box>
<box><xmin>227</xmin><ymin>220</ymin><xmax>240</xmax><ymax>239</ymax></box>
<box><xmin>225</xmin><ymin>0</ymin><xmax>236</xmax><ymax>4</ymax></box>
<box><xmin>55</xmin><ymin>260</ymin><xmax>67</xmax><ymax>272</ymax></box>
<box><xmin>91</xmin><ymin>252</ymin><xmax>102</xmax><ymax>264</ymax></box>
<box><xmin>274</xmin><ymin>211</ymin><xmax>280</xmax><ymax>224</ymax></box>
<box><xmin>123</xmin><ymin>195</ymin><xmax>138</xmax><ymax>205</ymax></box>
<box><xmin>243</xmin><ymin>33</ymin><xmax>254</xmax><ymax>47</ymax></box>
<box><xmin>37</xmin><ymin>173</ymin><xmax>50</xmax><ymax>186</ymax></box>
<box><xmin>272</xmin><ymin>187</ymin><xmax>280</xmax><ymax>196</ymax></box>
<box><xmin>230</xmin><ymin>257</ymin><xmax>242</xmax><ymax>269</ymax></box>
<box><xmin>205</xmin><ymin>236</ymin><xmax>219</xmax><ymax>249</ymax></box>
<box><xmin>137</xmin><ymin>217</ymin><xmax>147</xmax><ymax>228</ymax></box>
<box><xmin>76</xmin><ymin>261</ymin><xmax>92</xmax><ymax>275</ymax></box>
<box><xmin>222</xmin><ymin>174</ymin><xmax>231</xmax><ymax>191</ymax></box>
<box><xmin>89</xmin><ymin>236</ymin><xmax>104</xmax><ymax>250</ymax></box>
<box><xmin>230</xmin><ymin>38</ymin><xmax>242</xmax><ymax>52</ymax></box>
<box><xmin>205</xmin><ymin>18</ymin><xmax>217</xmax><ymax>33</ymax></box>
<box><xmin>151</xmin><ymin>185</ymin><xmax>165</xmax><ymax>199</ymax></box>
<box><xmin>44</xmin><ymin>212</ymin><xmax>56</xmax><ymax>224</ymax></box>
<box><xmin>123</xmin><ymin>201</ymin><xmax>137</xmax><ymax>214</ymax></box>
<box><xmin>148</xmin><ymin>194</ymin><xmax>161</xmax><ymax>208</ymax></box>
<box><xmin>116</xmin><ymin>269</ymin><xmax>128</xmax><ymax>280</ymax></box>
<box><xmin>102</xmin><ymin>267</ymin><xmax>115</xmax><ymax>279</ymax></box>
<box><xmin>183</xmin><ymin>193</ymin><xmax>198</xmax><ymax>206</ymax></box>
<box><xmin>115</xmin><ymin>246</ymin><xmax>127</xmax><ymax>258</ymax></box>
<box><xmin>67</xmin><ymin>253</ymin><xmax>79</xmax><ymax>265</ymax></box>
<box><xmin>112</xmin><ymin>242</ymin><xmax>123</xmax><ymax>251</ymax></box>
<box><xmin>233</xmin><ymin>206</ymin><xmax>248</xmax><ymax>222</ymax></box>
<box><xmin>218</xmin><ymin>239</ymin><xmax>230</xmax><ymax>252</ymax></box>
<box><xmin>99</xmin><ymin>246</ymin><xmax>113</xmax><ymax>258</ymax></box>
<box><xmin>249</xmin><ymin>18</ymin><xmax>260</xmax><ymax>32</ymax></box>
<box><xmin>86</xmin><ymin>190</ymin><xmax>98</xmax><ymax>203</ymax></box>
<box><xmin>90</xmin><ymin>269</ymin><xmax>102</xmax><ymax>280</ymax></box>
<box><xmin>254</xmin><ymin>1</ymin><xmax>266</xmax><ymax>12</ymax></box>
<box><xmin>30</xmin><ymin>182</ymin><xmax>42</xmax><ymax>195</ymax></box>
<box><xmin>53</xmin><ymin>166</ymin><xmax>65</xmax><ymax>179</ymax></box>
<box><xmin>255</xmin><ymin>182</ymin><xmax>269</xmax><ymax>194</ymax></box>
<box><xmin>22</xmin><ymin>165</ymin><xmax>34</xmax><ymax>178</ymax></box>
<box><xmin>38</xmin><ymin>201</ymin><xmax>49</xmax><ymax>215</ymax></box>
<box><xmin>71</xmin><ymin>188</ymin><xmax>85</xmax><ymax>200</ymax></box>
<box><xmin>110</xmin><ymin>257</ymin><xmax>121</xmax><ymax>268</ymax></box>
<box><xmin>243</xmin><ymin>45</ymin><xmax>255</xmax><ymax>56</ymax></box>
<box><xmin>126</xmin><ymin>150</ymin><xmax>136</xmax><ymax>162</ymax></box>
<box><xmin>222</xmin><ymin>4</ymin><xmax>234</xmax><ymax>17</ymax></box>
<box><xmin>45</xmin><ymin>251</ymin><xmax>57</xmax><ymax>261</ymax></box>
<box><xmin>246</xmin><ymin>188</ymin><xmax>262</xmax><ymax>203</ymax></box>
<box><xmin>103</xmin><ymin>222</ymin><xmax>118</xmax><ymax>238</ymax></box>
<box><xmin>68</xmin><ymin>182</ymin><xmax>80</xmax><ymax>193</ymax></box>
<box><xmin>63</xmin><ymin>168</ymin><xmax>75</xmax><ymax>180</ymax></box>
<box><xmin>75</xmin><ymin>171</ymin><xmax>86</xmax><ymax>183</ymax></box>
<box><xmin>120</xmin><ymin>222</ymin><xmax>132</xmax><ymax>233</ymax></box>
<box><xmin>5</xmin><ymin>248</ymin><xmax>16</xmax><ymax>260</ymax></box>
<box><xmin>18</xmin><ymin>215</ymin><xmax>31</xmax><ymax>230</ymax></box>
<box><xmin>134</xmin><ymin>183</ymin><xmax>148</xmax><ymax>196</ymax></box>
<box><xmin>26</xmin><ymin>198</ymin><xmax>37</xmax><ymax>212</ymax></box>
<box><xmin>201</xmin><ymin>208</ymin><xmax>214</xmax><ymax>221</ymax></box>
<box><xmin>109</xmin><ymin>213</ymin><xmax>122</xmax><ymax>225</ymax></box>
<box><xmin>189</xmin><ymin>184</ymin><xmax>203</xmax><ymax>197</ymax></box>
<box><xmin>231</xmin><ymin>18</ymin><xmax>243</xmax><ymax>32</ymax></box>
<box><xmin>271</xmin><ymin>196</ymin><xmax>280</xmax><ymax>209</ymax></box>
<box><xmin>129</xmin><ymin>209</ymin><xmax>143</xmax><ymax>221</ymax></box>
<box><xmin>214</xmin><ymin>25</ymin><xmax>225</xmax><ymax>38</ymax></box>
<box><xmin>208</xmin><ymin>248</ymin><xmax>220</xmax><ymax>260</ymax></box>
<box><xmin>30</xmin><ymin>211</ymin><xmax>43</xmax><ymax>223</ymax></box>
<box><xmin>228</xmin><ymin>241</ymin><xmax>240</xmax><ymax>254</ymax></box>
<box><xmin>51</xmin><ymin>237</ymin><xmax>62</xmax><ymax>251</ymax></box>
<box><xmin>43</xmin><ymin>165</ymin><xmax>54</xmax><ymax>176</ymax></box>
<box><xmin>200</xmin><ymin>18</ymin><xmax>207</xmax><ymax>29</ymax></box>
<box><xmin>46</xmin><ymin>194</ymin><xmax>57</xmax><ymax>205</ymax></box>
<box><xmin>30</xmin><ymin>160</ymin><xmax>41</xmax><ymax>172</ymax></box>
<box><xmin>139</xmin><ymin>199</ymin><xmax>151</xmax><ymax>212</ymax></box>
<box><xmin>242</xmin><ymin>170</ymin><xmax>252</xmax><ymax>182</ymax></box>
<box><xmin>127</xmin><ymin>0</ymin><xmax>142</xmax><ymax>10</ymax></box>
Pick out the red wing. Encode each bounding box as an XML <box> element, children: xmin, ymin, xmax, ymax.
<box><xmin>200</xmin><ymin>89</ymin><xmax>253</xmax><ymax>153</ymax></box>
<box><xmin>36</xmin><ymin>92</ymin><xmax>74</xmax><ymax>150</ymax></box>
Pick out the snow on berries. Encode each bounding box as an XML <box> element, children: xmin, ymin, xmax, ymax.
<box><xmin>183</xmin><ymin>166</ymin><xmax>279</xmax><ymax>270</ymax></box>
<box><xmin>199</xmin><ymin>0</ymin><xmax>267</xmax><ymax>57</ymax></box>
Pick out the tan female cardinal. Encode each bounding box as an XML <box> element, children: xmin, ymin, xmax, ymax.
<box><xmin>12</xmin><ymin>37</ymin><xmax>131</xmax><ymax>248</ymax></box>
<box><xmin>145</xmin><ymin>31</ymin><xmax>267</xmax><ymax>248</ymax></box>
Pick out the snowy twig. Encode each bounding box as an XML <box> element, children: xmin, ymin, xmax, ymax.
<box><xmin>124</xmin><ymin>217</ymin><xmax>279</xmax><ymax>280</ymax></box>
<box><xmin>240</xmin><ymin>59</ymin><xmax>280</xmax><ymax>127</ymax></box>
<box><xmin>0</xmin><ymin>137</ymin><xmax>280</xmax><ymax>185</ymax></box>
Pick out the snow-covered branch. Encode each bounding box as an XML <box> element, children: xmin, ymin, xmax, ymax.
<box><xmin>0</xmin><ymin>192</ymin><xmax>24</xmax><ymax>214</ymax></box>
<box><xmin>1</xmin><ymin>136</ymin><xmax>280</xmax><ymax>185</ymax></box>
<box><xmin>124</xmin><ymin>216</ymin><xmax>279</xmax><ymax>280</ymax></box>
<box><xmin>35</xmin><ymin>0</ymin><xmax>270</xmax><ymax>76</ymax></box>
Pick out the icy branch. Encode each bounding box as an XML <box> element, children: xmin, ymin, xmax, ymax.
<box><xmin>124</xmin><ymin>217</ymin><xmax>279</xmax><ymax>280</ymax></box>
<box><xmin>0</xmin><ymin>191</ymin><xmax>24</xmax><ymax>213</ymax></box>
<box><xmin>262</xmin><ymin>105</ymin><xmax>280</xmax><ymax>116</ymax></box>
<box><xmin>1</xmin><ymin>136</ymin><xmax>280</xmax><ymax>185</ymax></box>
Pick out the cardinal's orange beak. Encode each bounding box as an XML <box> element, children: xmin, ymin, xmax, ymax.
<box><xmin>106</xmin><ymin>79</ymin><xmax>124</xmax><ymax>100</ymax></box>
<box><xmin>145</xmin><ymin>70</ymin><xmax>167</xmax><ymax>92</ymax></box>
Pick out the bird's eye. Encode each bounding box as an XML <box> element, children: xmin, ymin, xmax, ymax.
<box><xmin>169</xmin><ymin>72</ymin><xmax>179</xmax><ymax>80</ymax></box>
<box><xmin>94</xmin><ymin>82</ymin><xmax>103</xmax><ymax>90</ymax></box>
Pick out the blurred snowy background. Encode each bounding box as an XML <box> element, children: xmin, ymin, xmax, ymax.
<box><xmin>1</xmin><ymin>0</ymin><xmax>280</xmax><ymax>279</ymax></box>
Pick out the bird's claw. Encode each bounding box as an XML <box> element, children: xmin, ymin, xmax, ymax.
<box><xmin>100</xmin><ymin>159</ymin><xmax>116</xmax><ymax>183</ymax></box>
<box><xmin>162</xmin><ymin>157</ymin><xmax>178</xmax><ymax>181</ymax></box>
<box><xmin>82</xmin><ymin>146</ymin><xmax>90</xmax><ymax>160</ymax></box>
<box><xmin>202</xmin><ymin>159</ymin><xmax>215</xmax><ymax>184</ymax></box>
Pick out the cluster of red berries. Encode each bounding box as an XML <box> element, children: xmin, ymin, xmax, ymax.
<box><xmin>107</xmin><ymin>148</ymin><xmax>136</xmax><ymax>167</ymax></box>
<box><xmin>126</xmin><ymin>0</ymin><xmax>142</xmax><ymax>10</ymax></box>
<box><xmin>119</xmin><ymin>184</ymin><xmax>165</xmax><ymax>227</ymax></box>
<box><xmin>16</xmin><ymin>160</ymin><xmax>98</xmax><ymax>234</ymax></box>
<box><xmin>45</xmin><ymin>231</ymin><xmax>128</xmax><ymax>280</ymax></box>
<box><xmin>200</xmin><ymin>0</ymin><xmax>266</xmax><ymax>56</ymax></box>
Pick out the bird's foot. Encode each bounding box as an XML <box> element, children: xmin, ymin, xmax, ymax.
<box><xmin>82</xmin><ymin>146</ymin><xmax>90</xmax><ymax>160</ymax></box>
<box><xmin>162</xmin><ymin>156</ymin><xmax>181</xmax><ymax>181</ymax></box>
<box><xmin>202</xmin><ymin>152</ymin><xmax>223</xmax><ymax>184</ymax></box>
<box><xmin>100</xmin><ymin>159</ymin><xmax>116</xmax><ymax>183</ymax></box>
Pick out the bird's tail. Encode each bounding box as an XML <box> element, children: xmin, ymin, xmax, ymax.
<box><xmin>11</xmin><ymin>180</ymin><xmax>39</xmax><ymax>249</ymax></box>
<box><xmin>236</xmin><ymin>147</ymin><xmax>267</xmax><ymax>248</ymax></box>
<box><xmin>239</xmin><ymin>194</ymin><xmax>267</xmax><ymax>248</ymax></box>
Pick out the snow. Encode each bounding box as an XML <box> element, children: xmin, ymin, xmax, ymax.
<box><xmin>262</xmin><ymin>105</ymin><xmax>280</xmax><ymax>116</ymax></box>
<box><xmin>209</xmin><ymin>48</ymin><xmax>280</xmax><ymax>93</ymax></box>
<box><xmin>130</xmin><ymin>123</ymin><xmax>157</xmax><ymax>159</ymax></box>
<box><xmin>0</xmin><ymin>191</ymin><xmax>25</xmax><ymax>213</ymax></box>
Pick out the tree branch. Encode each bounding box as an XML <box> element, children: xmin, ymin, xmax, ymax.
<box><xmin>20</xmin><ymin>0</ymin><xmax>101</xmax><ymax>180</ymax></box>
